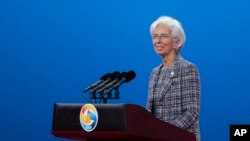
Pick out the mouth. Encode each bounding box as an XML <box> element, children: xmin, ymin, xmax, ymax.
<box><xmin>155</xmin><ymin>46</ymin><xmax>164</xmax><ymax>51</ymax></box>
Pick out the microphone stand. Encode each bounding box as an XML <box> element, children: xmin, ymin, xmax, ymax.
<box><xmin>100</xmin><ymin>90</ymin><xmax>108</xmax><ymax>104</ymax></box>
<box><xmin>84</xmin><ymin>80</ymin><xmax>125</xmax><ymax>104</ymax></box>
<box><xmin>114</xmin><ymin>88</ymin><xmax>120</xmax><ymax>99</ymax></box>
<box><xmin>103</xmin><ymin>98</ymin><xmax>108</xmax><ymax>104</ymax></box>
<box><xmin>101</xmin><ymin>88</ymin><xmax>120</xmax><ymax>104</ymax></box>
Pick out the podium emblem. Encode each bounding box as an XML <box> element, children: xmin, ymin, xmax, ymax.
<box><xmin>79</xmin><ymin>104</ymin><xmax>99</xmax><ymax>132</ymax></box>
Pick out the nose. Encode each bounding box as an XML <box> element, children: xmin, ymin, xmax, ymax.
<box><xmin>154</xmin><ymin>37</ymin><xmax>162</xmax><ymax>43</ymax></box>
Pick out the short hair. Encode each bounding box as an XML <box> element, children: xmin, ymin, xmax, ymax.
<box><xmin>150</xmin><ymin>16</ymin><xmax>186</xmax><ymax>51</ymax></box>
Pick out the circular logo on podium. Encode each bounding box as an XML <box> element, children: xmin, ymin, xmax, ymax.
<box><xmin>79</xmin><ymin>104</ymin><xmax>98</xmax><ymax>132</ymax></box>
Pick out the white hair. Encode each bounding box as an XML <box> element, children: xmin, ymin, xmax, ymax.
<box><xmin>150</xmin><ymin>16</ymin><xmax>186</xmax><ymax>52</ymax></box>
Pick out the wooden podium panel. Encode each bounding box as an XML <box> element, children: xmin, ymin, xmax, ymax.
<box><xmin>52</xmin><ymin>103</ymin><xmax>196</xmax><ymax>141</ymax></box>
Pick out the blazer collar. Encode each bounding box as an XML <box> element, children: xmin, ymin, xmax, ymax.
<box><xmin>155</xmin><ymin>55</ymin><xmax>182</xmax><ymax>77</ymax></box>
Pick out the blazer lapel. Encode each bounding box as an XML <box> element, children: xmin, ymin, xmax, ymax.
<box><xmin>158</xmin><ymin>56</ymin><xmax>182</xmax><ymax>103</ymax></box>
<box><xmin>150</xmin><ymin>64</ymin><xmax>162</xmax><ymax>100</ymax></box>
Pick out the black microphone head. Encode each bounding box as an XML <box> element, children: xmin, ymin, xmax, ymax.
<box><xmin>109</xmin><ymin>71</ymin><xmax>120</xmax><ymax>80</ymax></box>
<box><xmin>124</xmin><ymin>70</ymin><xmax>136</xmax><ymax>82</ymax></box>
<box><xmin>100</xmin><ymin>73</ymin><xmax>111</xmax><ymax>80</ymax></box>
<box><xmin>115</xmin><ymin>72</ymin><xmax>123</xmax><ymax>79</ymax></box>
<box><xmin>120</xmin><ymin>72</ymin><xmax>128</xmax><ymax>78</ymax></box>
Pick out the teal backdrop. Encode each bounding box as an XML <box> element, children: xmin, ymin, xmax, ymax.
<box><xmin>1</xmin><ymin>0</ymin><xmax>250</xmax><ymax>140</ymax></box>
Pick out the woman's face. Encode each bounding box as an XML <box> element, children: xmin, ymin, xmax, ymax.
<box><xmin>152</xmin><ymin>24</ymin><xmax>177</xmax><ymax>57</ymax></box>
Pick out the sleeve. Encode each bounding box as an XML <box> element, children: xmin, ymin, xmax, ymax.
<box><xmin>146</xmin><ymin>70</ymin><xmax>154</xmax><ymax>112</ymax></box>
<box><xmin>171</xmin><ymin>64</ymin><xmax>201</xmax><ymax>129</ymax></box>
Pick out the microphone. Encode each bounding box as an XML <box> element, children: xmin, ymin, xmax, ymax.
<box><xmin>82</xmin><ymin>73</ymin><xmax>111</xmax><ymax>93</ymax></box>
<box><xmin>89</xmin><ymin>71</ymin><xmax>120</xmax><ymax>93</ymax></box>
<box><xmin>106</xmin><ymin>70</ymin><xmax>136</xmax><ymax>93</ymax></box>
<box><xmin>98</xmin><ymin>72</ymin><xmax>123</xmax><ymax>92</ymax></box>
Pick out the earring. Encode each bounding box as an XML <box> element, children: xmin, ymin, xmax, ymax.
<box><xmin>173</xmin><ymin>46</ymin><xmax>178</xmax><ymax>54</ymax></box>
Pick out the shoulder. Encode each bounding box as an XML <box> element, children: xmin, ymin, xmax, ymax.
<box><xmin>177</xmin><ymin>56</ymin><xmax>200</xmax><ymax>78</ymax></box>
<box><xmin>149</xmin><ymin>64</ymin><xmax>162</xmax><ymax>80</ymax></box>
<box><xmin>151</xmin><ymin>64</ymin><xmax>162</xmax><ymax>73</ymax></box>
<box><xmin>179</xmin><ymin>56</ymin><xmax>198</xmax><ymax>71</ymax></box>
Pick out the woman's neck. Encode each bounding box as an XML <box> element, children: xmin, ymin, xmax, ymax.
<box><xmin>162</xmin><ymin>53</ymin><xmax>177</xmax><ymax>67</ymax></box>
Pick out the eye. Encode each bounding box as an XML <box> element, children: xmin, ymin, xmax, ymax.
<box><xmin>152</xmin><ymin>35</ymin><xmax>158</xmax><ymax>39</ymax></box>
<box><xmin>161</xmin><ymin>34</ymin><xmax>169</xmax><ymax>39</ymax></box>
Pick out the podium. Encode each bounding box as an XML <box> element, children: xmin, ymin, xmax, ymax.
<box><xmin>52</xmin><ymin>103</ymin><xmax>196</xmax><ymax>141</ymax></box>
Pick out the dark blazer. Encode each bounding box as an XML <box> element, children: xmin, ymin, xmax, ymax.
<box><xmin>146</xmin><ymin>55</ymin><xmax>201</xmax><ymax>140</ymax></box>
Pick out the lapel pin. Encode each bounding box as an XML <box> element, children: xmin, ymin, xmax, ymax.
<box><xmin>171</xmin><ymin>71</ymin><xmax>174</xmax><ymax>77</ymax></box>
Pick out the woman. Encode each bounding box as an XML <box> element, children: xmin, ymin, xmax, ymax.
<box><xmin>146</xmin><ymin>16</ymin><xmax>201</xmax><ymax>141</ymax></box>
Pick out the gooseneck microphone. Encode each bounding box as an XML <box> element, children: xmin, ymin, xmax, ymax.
<box><xmin>106</xmin><ymin>70</ymin><xmax>136</xmax><ymax>93</ymax></box>
<box><xmin>82</xmin><ymin>73</ymin><xmax>111</xmax><ymax>93</ymax></box>
<box><xmin>88</xmin><ymin>71</ymin><xmax>120</xmax><ymax>93</ymax></box>
<box><xmin>98</xmin><ymin>72</ymin><xmax>123</xmax><ymax>92</ymax></box>
<box><xmin>82</xmin><ymin>70</ymin><xmax>136</xmax><ymax>104</ymax></box>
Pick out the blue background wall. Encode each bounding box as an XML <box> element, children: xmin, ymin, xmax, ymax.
<box><xmin>1</xmin><ymin>0</ymin><xmax>250</xmax><ymax>140</ymax></box>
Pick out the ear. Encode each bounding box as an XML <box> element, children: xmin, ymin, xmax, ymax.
<box><xmin>174</xmin><ymin>38</ymin><xmax>182</xmax><ymax>48</ymax></box>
